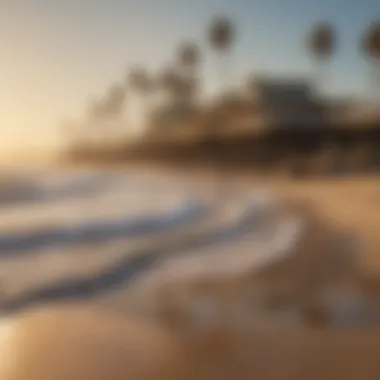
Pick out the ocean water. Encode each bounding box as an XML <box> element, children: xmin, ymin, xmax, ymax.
<box><xmin>0</xmin><ymin>169</ymin><xmax>301</xmax><ymax>316</ymax></box>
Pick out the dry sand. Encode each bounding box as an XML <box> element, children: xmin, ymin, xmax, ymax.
<box><xmin>123</xmin><ymin>173</ymin><xmax>380</xmax><ymax>330</ymax></box>
<box><xmin>277</xmin><ymin>177</ymin><xmax>380</xmax><ymax>277</ymax></box>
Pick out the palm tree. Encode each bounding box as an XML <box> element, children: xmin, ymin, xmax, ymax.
<box><xmin>307</xmin><ymin>22</ymin><xmax>337</xmax><ymax>93</ymax></box>
<box><xmin>127</xmin><ymin>66</ymin><xmax>157</xmax><ymax>131</ymax></box>
<box><xmin>158</xmin><ymin>66</ymin><xmax>187</xmax><ymax>102</ymax></box>
<box><xmin>177</xmin><ymin>42</ymin><xmax>200</xmax><ymax>76</ymax></box>
<box><xmin>128</xmin><ymin>67</ymin><xmax>155</xmax><ymax>121</ymax></box>
<box><xmin>128</xmin><ymin>67</ymin><xmax>154</xmax><ymax>97</ymax></box>
<box><xmin>176</xmin><ymin>42</ymin><xmax>201</xmax><ymax>103</ymax></box>
<box><xmin>159</xmin><ymin>67</ymin><xmax>176</xmax><ymax>94</ymax></box>
<box><xmin>102</xmin><ymin>83</ymin><xmax>127</xmax><ymax>117</ymax></box>
<box><xmin>87</xmin><ymin>84</ymin><xmax>127</xmax><ymax>121</ymax></box>
<box><xmin>362</xmin><ymin>19</ymin><xmax>380</xmax><ymax>99</ymax></box>
<box><xmin>208</xmin><ymin>16</ymin><xmax>235</xmax><ymax>94</ymax></box>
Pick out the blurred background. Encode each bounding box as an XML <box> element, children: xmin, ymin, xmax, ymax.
<box><xmin>1</xmin><ymin>0</ymin><xmax>380</xmax><ymax>334</ymax></box>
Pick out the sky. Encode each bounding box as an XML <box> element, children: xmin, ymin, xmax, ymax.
<box><xmin>0</xmin><ymin>0</ymin><xmax>379</xmax><ymax>155</ymax></box>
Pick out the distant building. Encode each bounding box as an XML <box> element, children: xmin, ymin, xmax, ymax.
<box><xmin>244</xmin><ymin>77</ymin><xmax>327</xmax><ymax>128</ymax></box>
<box><xmin>247</xmin><ymin>78</ymin><xmax>313</xmax><ymax>102</ymax></box>
<box><xmin>145</xmin><ymin>77</ymin><xmax>337</xmax><ymax>144</ymax></box>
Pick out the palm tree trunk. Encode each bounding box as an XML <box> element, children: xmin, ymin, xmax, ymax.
<box><xmin>315</xmin><ymin>58</ymin><xmax>329</xmax><ymax>96</ymax></box>
<box><xmin>218</xmin><ymin>51</ymin><xmax>231</xmax><ymax>95</ymax></box>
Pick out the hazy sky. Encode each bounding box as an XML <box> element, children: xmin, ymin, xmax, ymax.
<box><xmin>0</xmin><ymin>0</ymin><xmax>378</xmax><ymax>154</ymax></box>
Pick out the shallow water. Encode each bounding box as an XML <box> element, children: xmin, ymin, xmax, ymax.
<box><xmin>0</xmin><ymin>169</ymin><xmax>300</xmax><ymax>315</ymax></box>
